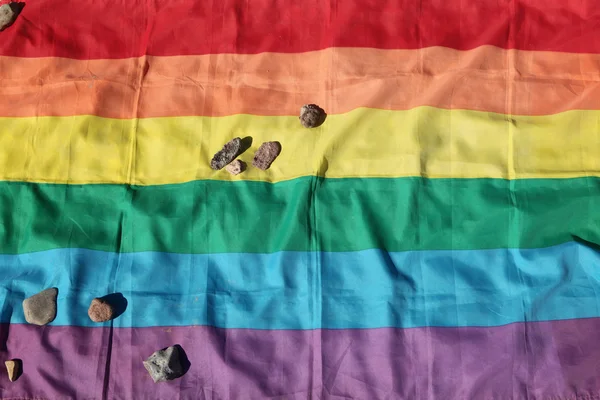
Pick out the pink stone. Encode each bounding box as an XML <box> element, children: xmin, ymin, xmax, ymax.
<box><xmin>88</xmin><ymin>298</ymin><xmax>114</xmax><ymax>322</ymax></box>
<box><xmin>225</xmin><ymin>160</ymin><xmax>246</xmax><ymax>175</ymax></box>
<box><xmin>252</xmin><ymin>142</ymin><xmax>281</xmax><ymax>170</ymax></box>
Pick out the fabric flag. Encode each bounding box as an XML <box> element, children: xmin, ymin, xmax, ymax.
<box><xmin>0</xmin><ymin>0</ymin><xmax>599</xmax><ymax>398</ymax></box>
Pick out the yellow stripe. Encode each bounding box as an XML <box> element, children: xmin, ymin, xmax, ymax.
<box><xmin>0</xmin><ymin>107</ymin><xmax>598</xmax><ymax>184</ymax></box>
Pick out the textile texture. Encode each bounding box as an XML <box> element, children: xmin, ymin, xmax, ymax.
<box><xmin>0</xmin><ymin>0</ymin><xmax>599</xmax><ymax>399</ymax></box>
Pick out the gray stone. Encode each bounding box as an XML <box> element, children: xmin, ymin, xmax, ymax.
<box><xmin>225</xmin><ymin>159</ymin><xmax>246</xmax><ymax>175</ymax></box>
<box><xmin>0</xmin><ymin>3</ymin><xmax>22</xmax><ymax>32</ymax></box>
<box><xmin>210</xmin><ymin>137</ymin><xmax>242</xmax><ymax>170</ymax></box>
<box><xmin>23</xmin><ymin>287</ymin><xmax>58</xmax><ymax>326</ymax></box>
<box><xmin>143</xmin><ymin>346</ymin><xmax>186</xmax><ymax>383</ymax></box>
<box><xmin>299</xmin><ymin>104</ymin><xmax>326</xmax><ymax>128</ymax></box>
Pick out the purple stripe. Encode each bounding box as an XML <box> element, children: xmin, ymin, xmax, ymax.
<box><xmin>0</xmin><ymin>320</ymin><xmax>599</xmax><ymax>399</ymax></box>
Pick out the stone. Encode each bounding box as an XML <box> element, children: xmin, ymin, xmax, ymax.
<box><xmin>225</xmin><ymin>159</ymin><xmax>246</xmax><ymax>175</ymax></box>
<box><xmin>299</xmin><ymin>104</ymin><xmax>326</xmax><ymax>128</ymax></box>
<box><xmin>88</xmin><ymin>298</ymin><xmax>114</xmax><ymax>322</ymax></box>
<box><xmin>210</xmin><ymin>137</ymin><xmax>242</xmax><ymax>170</ymax></box>
<box><xmin>23</xmin><ymin>287</ymin><xmax>58</xmax><ymax>326</ymax></box>
<box><xmin>143</xmin><ymin>346</ymin><xmax>186</xmax><ymax>383</ymax></box>
<box><xmin>5</xmin><ymin>359</ymin><xmax>21</xmax><ymax>382</ymax></box>
<box><xmin>0</xmin><ymin>3</ymin><xmax>22</xmax><ymax>32</ymax></box>
<box><xmin>252</xmin><ymin>141</ymin><xmax>281</xmax><ymax>170</ymax></box>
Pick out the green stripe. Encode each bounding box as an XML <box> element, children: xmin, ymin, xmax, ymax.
<box><xmin>1</xmin><ymin>177</ymin><xmax>598</xmax><ymax>254</ymax></box>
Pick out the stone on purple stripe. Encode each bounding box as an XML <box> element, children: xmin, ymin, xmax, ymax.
<box><xmin>5</xmin><ymin>359</ymin><xmax>21</xmax><ymax>382</ymax></box>
<box><xmin>143</xmin><ymin>345</ymin><xmax>186</xmax><ymax>383</ymax></box>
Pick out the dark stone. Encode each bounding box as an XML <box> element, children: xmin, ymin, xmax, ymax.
<box><xmin>252</xmin><ymin>141</ymin><xmax>281</xmax><ymax>170</ymax></box>
<box><xmin>210</xmin><ymin>137</ymin><xmax>242</xmax><ymax>170</ymax></box>
<box><xmin>23</xmin><ymin>288</ymin><xmax>58</xmax><ymax>326</ymax></box>
<box><xmin>143</xmin><ymin>345</ymin><xmax>187</xmax><ymax>383</ymax></box>
<box><xmin>299</xmin><ymin>104</ymin><xmax>326</xmax><ymax>128</ymax></box>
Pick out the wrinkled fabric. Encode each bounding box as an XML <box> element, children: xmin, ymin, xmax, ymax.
<box><xmin>1</xmin><ymin>321</ymin><xmax>600</xmax><ymax>399</ymax></box>
<box><xmin>0</xmin><ymin>242</ymin><xmax>599</xmax><ymax>329</ymax></box>
<box><xmin>0</xmin><ymin>0</ymin><xmax>599</xmax><ymax>398</ymax></box>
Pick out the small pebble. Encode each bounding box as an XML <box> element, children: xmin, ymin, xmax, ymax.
<box><xmin>5</xmin><ymin>359</ymin><xmax>21</xmax><ymax>382</ymax></box>
<box><xmin>299</xmin><ymin>104</ymin><xmax>326</xmax><ymax>128</ymax></box>
<box><xmin>253</xmin><ymin>142</ymin><xmax>281</xmax><ymax>170</ymax></box>
<box><xmin>225</xmin><ymin>159</ymin><xmax>246</xmax><ymax>175</ymax></box>
<box><xmin>23</xmin><ymin>287</ymin><xmax>58</xmax><ymax>326</ymax></box>
<box><xmin>143</xmin><ymin>346</ymin><xmax>186</xmax><ymax>383</ymax></box>
<box><xmin>0</xmin><ymin>3</ymin><xmax>21</xmax><ymax>31</ymax></box>
<box><xmin>210</xmin><ymin>137</ymin><xmax>242</xmax><ymax>170</ymax></box>
<box><xmin>88</xmin><ymin>298</ymin><xmax>114</xmax><ymax>322</ymax></box>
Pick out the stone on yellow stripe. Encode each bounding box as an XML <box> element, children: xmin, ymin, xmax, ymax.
<box><xmin>1</xmin><ymin>108</ymin><xmax>600</xmax><ymax>185</ymax></box>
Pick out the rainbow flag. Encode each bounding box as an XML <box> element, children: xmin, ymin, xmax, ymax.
<box><xmin>0</xmin><ymin>0</ymin><xmax>599</xmax><ymax>398</ymax></box>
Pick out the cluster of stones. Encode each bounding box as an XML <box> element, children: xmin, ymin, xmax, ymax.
<box><xmin>210</xmin><ymin>104</ymin><xmax>326</xmax><ymax>174</ymax></box>
<box><xmin>21</xmin><ymin>288</ymin><xmax>117</xmax><ymax>326</ymax></box>
<box><xmin>2</xmin><ymin>7</ymin><xmax>322</xmax><ymax>383</ymax></box>
<box><xmin>15</xmin><ymin>288</ymin><xmax>188</xmax><ymax>383</ymax></box>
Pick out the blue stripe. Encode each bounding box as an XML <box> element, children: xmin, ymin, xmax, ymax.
<box><xmin>0</xmin><ymin>241</ymin><xmax>599</xmax><ymax>329</ymax></box>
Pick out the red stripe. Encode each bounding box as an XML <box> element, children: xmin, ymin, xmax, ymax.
<box><xmin>2</xmin><ymin>0</ymin><xmax>600</xmax><ymax>59</ymax></box>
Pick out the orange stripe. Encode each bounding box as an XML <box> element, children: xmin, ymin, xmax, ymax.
<box><xmin>2</xmin><ymin>46</ymin><xmax>600</xmax><ymax>118</ymax></box>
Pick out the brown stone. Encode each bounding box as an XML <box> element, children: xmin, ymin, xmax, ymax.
<box><xmin>252</xmin><ymin>142</ymin><xmax>281</xmax><ymax>170</ymax></box>
<box><xmin>225</xmin><ymin>160</ymin><xmax>246</xmax><ymax>175</ymax></box>
<box><xmin>88</xmin><ymin>298</ymin><xmax>114</xmax><ymax>322</ymax></box>
<box><xmin>299</xmin><ymin>104</ymin><xmax>326</xmax><ymax>128</ymax></box>
<box><xmin>23</xmin><ymin>287</ymin><xmax>58</xmax><ymax>326</ymax></box>
<box><xmin>5</xmin><ymin>359</ymin><xmax>21</xmax><ymax>382</ymax></box>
